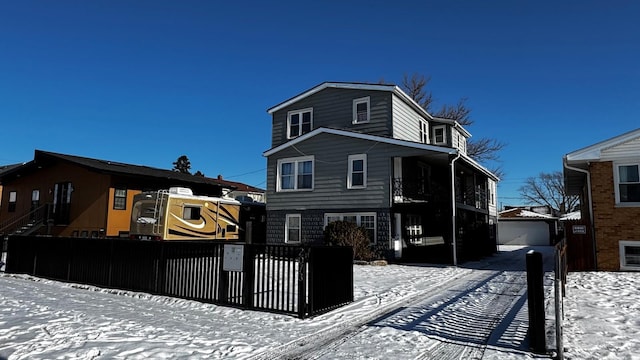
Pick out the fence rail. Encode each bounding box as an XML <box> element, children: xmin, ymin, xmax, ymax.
<box><xmin>4</xmin><ymin>236</ymin><xmax>353</xmax><ymax>318</ymax></box>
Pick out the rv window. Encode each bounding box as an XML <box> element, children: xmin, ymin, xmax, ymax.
<box><xmin>183</xmin><ymin>206</ymin><xmax>201</xmax><ymax>220</ymax></box>
<box><xmin>226</xmin><ymin>225</ymin><xmax>237</xmax><ymax>233</ymax></box>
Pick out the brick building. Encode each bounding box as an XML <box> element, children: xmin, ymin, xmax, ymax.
<box><xmin>564</xmin><ymin>128</ymin><xmax>640</xmax><ymax>271</ymax></box>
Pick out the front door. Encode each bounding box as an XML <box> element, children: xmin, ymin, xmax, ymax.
<box><xmin>53</xmin><ymin>182</ymin><xmax>72</xmax><ymax>224</ymax></box>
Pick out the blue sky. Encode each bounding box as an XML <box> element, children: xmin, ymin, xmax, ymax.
<box><xmin>1</xmin><ymin>1</ymin><xmax>638</xmax><ymax>208</ymax></box>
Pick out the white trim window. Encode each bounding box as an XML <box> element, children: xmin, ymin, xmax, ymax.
<box><xmin>287</xmin><ymin>108</ymin><xmax>313</xmax><ymax>139</ymax></box>
<box><xmin>277</xmin><ymin>156</ymin><xmax>314</xmax><ymax>191</ymax></box>
<box><xmin>353</xmin><ymin>97</ymin><xmax>370</xmax><ymax>124</ymax></box>
<box><xmin>433</xmin><ymin>125</ymin><xmax>447</xmax><ymax>145</ymax></box>
<box><xmin>8</xmin><ymin>191</ymin><xmax>17</xmax><ymax>212</ymax></box>
<box><xmin>619</xmin><ymin>240</ymin><xmax>640</xmax><ymax>270</ymax></box>
<box><xmin>324</xmin><ymin>212</ymin><xmax>376</xmax><ymax>243</ymax></box>
<box><xmin>406</xmin><ymin>214</ymin><xmax>423</xmax><ymax>245</ymax></box>
<box><xmin>615</xmin><ymin>163</ymin><xmax>640</xmax><ymax>204</ymax></box>
<box><xmin>419</xmin><ymin>120</ymin><xmax>429</xmax><ymax>144</ymax></box>
<box><xmin>348</xmin><ymin>154</ymin><xmax>367</xmax><ymax>189</ymax></box>
<box><xmin>285</xmin><ymin>214</ymin><xmax>301</xmax><ymax>243</ymax></box>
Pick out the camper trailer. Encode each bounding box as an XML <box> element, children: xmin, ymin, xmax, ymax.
<box><xmin>130</xmin><ymin>187</ymin><xmax>243</xmax><ymax>241</ymax></box>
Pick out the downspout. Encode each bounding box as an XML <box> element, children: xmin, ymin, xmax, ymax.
<box><xmin>450</xmin><ymin>152</ymin><xmax>461</xmax><ymax>266</ymax></box>
<box><xmin>563</xmin><ymin>157</ymin><xmax>597</xmax><ymax>270</ymax></box>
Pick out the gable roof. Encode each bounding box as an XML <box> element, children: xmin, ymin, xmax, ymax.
<box><xmin>269</xmin><ymin>81</ymin><xmax>443</xmax><ymax>123</ymax></box>
<box><xmin>0</xmin><ymin>150</ymin><xmax>229</xmax><ymax>189</ymax></box>
<box><xmin>564</xmin><ymin>128</ymin><xmax>640</xmax><ymax>163</ymax></box>
<box><xmin>0</xmin><ymin>163</ymin><xmax>24</xmax><ymax>176</ymax></box>
<box><xmin>263</xmin><ymin>127</ymin><xmax>456</xmax><ymax>157</ymax></box>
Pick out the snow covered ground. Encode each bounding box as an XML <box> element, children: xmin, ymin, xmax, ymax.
<box><xmin>0</xmin><ymin>246</ymin><xmax>637</xmax><ymax>359</ymax></box>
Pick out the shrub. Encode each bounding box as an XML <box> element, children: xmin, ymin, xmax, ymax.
<box><xmin>324</xmin><ymin>220</ymin><xmax>375</xmax><ymax>261</ymax></box>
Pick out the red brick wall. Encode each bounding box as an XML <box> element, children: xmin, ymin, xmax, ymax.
<box><xmin>590</xmin><ymin>161</ymin><xmax>640</xmax><ymax>270</ymax></box>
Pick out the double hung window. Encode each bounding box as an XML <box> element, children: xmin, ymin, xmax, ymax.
<box><xmin>287</xmin><ymin>108</ymin><xmax>312</xmax><ymax>138</ymax></box>
<box><xmin>348</xmin><ymin>154</ymin><xmax>367</xmax><ymax>189</ymax></box>
<box><xmin>277</xmin><ymin>156</ymin><xmax>314</xmax><ymax>191</ymax></box>
<box><xmin>616</xmin><ymin>163</ymin><xmax>640</xmax><ymax>204</ymax></box>
<box><xmin>353</xmin><ymin>97</ymin><xmax>370</xmax><ymax>124</ymax></box>
<box><xmin>433</xmin><ymin>125</ymin><xmax>446</xmax><ymax>145</ymax></box>
<box><xmin>324</xmin><ymin>213</ymin><xmax>376</xmax><ymax>243</ymax></box>
<box><xmin>285</xmin><ymin>214</ymin><xmax>301</xmax><ymax>243</ymax></box>
<box><xmin>113</xmin><ymin>188</ymin><xmax>127</xmax><ymax>210</ymax></box>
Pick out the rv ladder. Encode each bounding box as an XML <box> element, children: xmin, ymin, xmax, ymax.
<box><xmin>152</xmin><ymin>190</ymin><xmax>169</xmax><ymax>236</ymax></box>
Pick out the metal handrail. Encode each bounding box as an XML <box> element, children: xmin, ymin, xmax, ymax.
<box><xmin>0</xmin><ymin>204</ymin><xmax>49</xmax><ymax>235</ymax></box>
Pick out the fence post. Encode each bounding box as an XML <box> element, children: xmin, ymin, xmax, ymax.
<box><xmin>297</xmin><ymin>246</ymin><xmax>308</xmax><ymax>318</ymax></box>
<box><xmin>243</xmin><ymin>244</ymin><xmax>255</xmax><ymax>309</ymax></box>
<box><xmin>526</xmin><ymin>250</ymin><xmax>546</xmax><ymax>353</ymax></box>
<box><xmin>555</xmin><ymin>248</ymin><xmax>564</xmax><ymax>360</ymax></box>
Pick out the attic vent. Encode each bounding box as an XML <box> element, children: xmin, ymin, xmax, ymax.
<box><xmin>169</xmin><ymin>187</ymin><xmax>193</xmax><ymax>196</ymax></box>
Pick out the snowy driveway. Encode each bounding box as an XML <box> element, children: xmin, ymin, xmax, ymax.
<box><xmin>1</xmin><ymin>246</ymin><xmax>555</xmax><ymax>359</ymax></box>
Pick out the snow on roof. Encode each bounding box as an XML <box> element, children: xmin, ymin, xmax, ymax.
<box><xmin>499</xmin><ymin>208</ymin><xmax>556</xmax><ymax>219</ymax></box>
<box><xmin>560</xmin><ymin>211</ymin><xmax>581</xmax><ymax>221</ymax></box>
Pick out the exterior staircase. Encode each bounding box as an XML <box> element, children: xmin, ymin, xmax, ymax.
<box><xmin>0</xmin><ymin>204</ymin><xmax>50</xmax><ymax>238</ymax></box>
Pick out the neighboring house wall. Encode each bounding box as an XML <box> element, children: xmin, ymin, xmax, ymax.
<box><xmin>589</xmin><ymin>161</ymin><xmax>640</xmax><ymax>271</ymax></box>
<box><xmin>105</xmin><ymin>187</ymin><xmax>142</xmax><ymax>237</ymax></box>
<box><xmin>0</xmin><ymin>162</ymin><xmax>110</xmax><ymax>237</ymax></box>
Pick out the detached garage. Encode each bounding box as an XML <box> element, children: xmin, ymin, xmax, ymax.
<box><xmin>498</xmin><ymin>208</ymin><xmax>558</xmax><ymax>246</ymax></box>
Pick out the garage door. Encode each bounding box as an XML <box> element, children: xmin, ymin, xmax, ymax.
<box><xmin>498</xmin><ymin>221</ymin><xmax>550</xmax><ymax>246</ymax></box>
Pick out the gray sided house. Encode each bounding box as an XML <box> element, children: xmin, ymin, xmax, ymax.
<box><xmin>263</xmin><ymin>82</ymin><xmax>499</xmax><ymax>264</ymax></box>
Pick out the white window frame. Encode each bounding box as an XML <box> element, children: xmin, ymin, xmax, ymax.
<box><xmin>347</xmin><ymin>154</ymin><xmax>367</xmax><ymax>189</ymax></box>
<box><xmin>406</xmin><ymin>214</ymin><xmax>423</xmax><ymax>244</ymax></box>
<box><xmin>614</xmin><ymin>162</ymin><xmax>640</xmax><ymax>206</ymax></box>
<box><xmin>276</xmin><ymin>156</ymin><xmax>314</xmax><ymax>192</ymax></box>
<box><xmin>324</xmin><ymin>212</ymin><xmax>376</xmax><ymax>243</ymax></box>
<box><xmin>619</xmin><ymin>240</ymin><xmax>640</xmax><ymax>271</ymax></box>
<box><xmin>433</xmin><ymin>125</ymin><xmax>447</xmax><ymax>145</ymax></box>
<box><xmin>419</xmin><ymin>120</ymin><xmax>429</xmax><ymax>144</ymax></box>
<box><xmin>285</xmin><ymin>214</ymin><xmax>301</xmax><ymax>244</ymax></box>
<box><xmin>287</xmin><ymin>108</ymin><xmax>313</xmax><ymax>139</ymax></box>
<box><xmin>353</xmin><ymin>97</ymin><xmax>370</xmax><ymax>124</ymax></box>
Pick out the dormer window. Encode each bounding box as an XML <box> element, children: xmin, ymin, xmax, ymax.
<box><xmin>288</xmin><ymin>108</ymin><xmax>313</xmax><ymax>138</ymax></box>
<box><xmin>433</xmin><ymin>125</ymin><xmax>447</xmax><ymax>145</ymax></box>
<box><xmin>353</xmin><ymin>97</ymin><xmax>370</xmax><ymax>124</ymax></box>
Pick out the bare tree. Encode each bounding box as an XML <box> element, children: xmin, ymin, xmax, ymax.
<box><xmin>172</xmin><ymin>155</ymin><xmax>191</xmax><ymax>174</ymax></box>
<box><xmin>402</xmin><ymin>73</ymin><xmax>434</xmax><ymax>111</ymax></box>
<box><xmin>518</xmin><ymin>171</ymin><xmax>579</xmax><ymax>213</ymax></box>
<box><xmin>400</xmin><ymin>72</ymin><xmax>506</xmax><ymax>177</ymax></box>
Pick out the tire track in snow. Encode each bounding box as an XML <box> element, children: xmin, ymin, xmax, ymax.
<box><xmin>252</xmin><ymin>269</ymin><xmax>496</xmax><ymax>360</ymax></box>
<box><xmin>258</xmin><ymin>248</ymin><xmax>551</xmax><ymax>360</ymax></box>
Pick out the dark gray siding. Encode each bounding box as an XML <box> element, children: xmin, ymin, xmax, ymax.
<box><xmin>266</xmin><ymin>132</ymin><xmax>451</xmax><ymax>211</ymax></box>
<box><xmin>267</xmin><ymin>208</ymin><xmax>391</xmax><ymax>251</ymax></box>
<box><xmin>270</xmin><ymin>88</ymin><xmax>393</xmax><ymax>147</ymax></box>
<box><xmin>267</xmin><ymin>133</ymin><xmax>391</xmax><ymax>211</ymax></box>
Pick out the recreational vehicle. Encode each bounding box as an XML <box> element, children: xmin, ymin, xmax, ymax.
<box><xmin>130</xmin><ymin>187</ymin><xmax>244</xmax><ymax>241</ymax></box>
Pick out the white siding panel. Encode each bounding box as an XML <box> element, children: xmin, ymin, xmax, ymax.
<box><xmin>392</xmin><ymin>94</ymin><xmax>423</xmax><ymax>142</ymax></box>
<box><xmin>601</xmin><ymin>137</ymin><xmax>640</xmax><ymax>161</ymax></box>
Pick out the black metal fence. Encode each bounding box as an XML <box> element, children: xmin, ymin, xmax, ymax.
<box><xmin>4</xmin><ymin>236</ymin><xmax>354</xmax><ymax>318</ymax></box>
